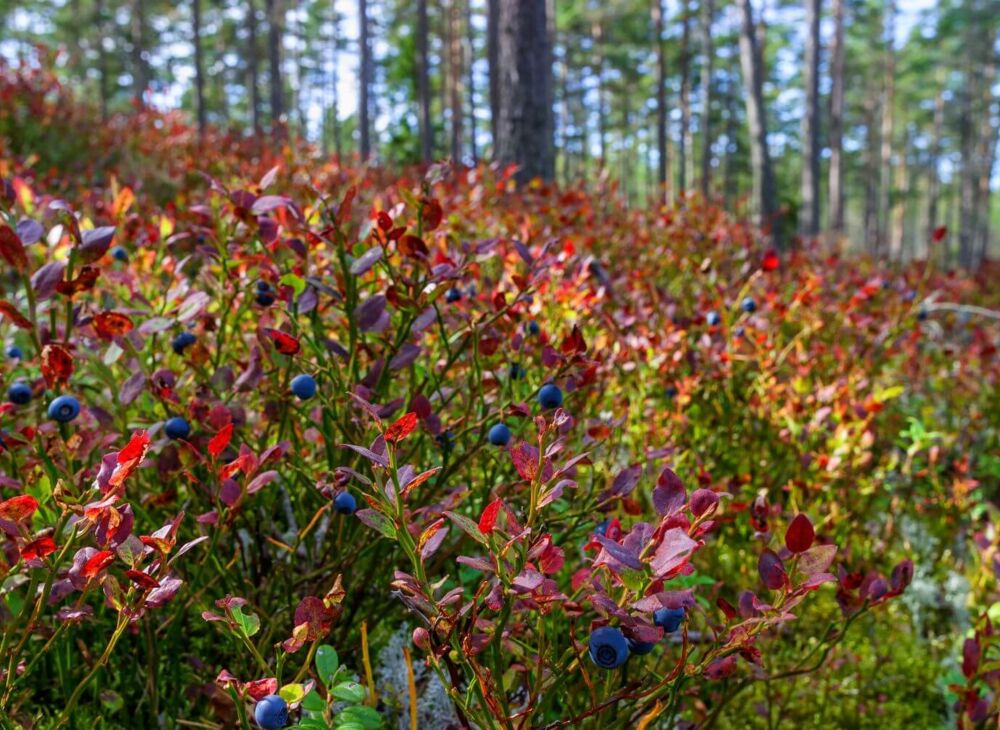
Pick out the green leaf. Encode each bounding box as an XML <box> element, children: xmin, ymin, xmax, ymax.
<box><xmin>442</xmin><ymin>510</ymin><xmax>488</xmax><ymax>546</ymax></box>
<box><xmin>335</xmin><ymin>705</ymin><xmax>383</xmax><ymax>728</ymax></box>
<box><xmin>331</xmin><ymin>681</ymin><xmax>366</xmax><ymax>704</ymax></box>
<box><xmin>281</xmin><ymin>273</ymin><xmax>307</xmax><ymax>298</ymax></box>
<box><xmin>315</xmin><ymin>644</ymin><xmax>339</xmax><ymax>685</ymax></box>
<box><xmin>294</xmin><ymin>719</ymin><xmax>331</xmax><ymax>730</ymax></box>
<box><xmin>302</xmin><ymin>689</ymin><xmax>327</xmax><ymax>713</ymax></box>
<box><xmin>231</xmin><ymin>605</ymin><xmax>261</xmax><ymax>637</ymax></box>
<box><xmin>279</xmin><ymin>683</ymin><xmax>306</xmax><ymax>705</ymax></box>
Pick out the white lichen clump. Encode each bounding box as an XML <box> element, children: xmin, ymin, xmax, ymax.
<box><xmin>375</xmin><ymin>624</ymin><xmax>460</xmax><ymax>730</ymax></box>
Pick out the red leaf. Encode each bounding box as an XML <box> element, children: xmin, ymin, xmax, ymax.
<box><xmin>0</xmin><ymin>494</ymin><xmax>38</xmax><ymax>522</ymax></box>
<box><xmin>92</xmin><ymin>311</ymin><xmax>134</xmax><ymax>339</ymax></box>
<box><xmin>784</xmin><ymin>514</ymin><xmax>815</xmax><ymax>554</ymax></box>
<box><xmin>0</xmin><ymin>224</ymin><xmax>28</xmax><ymax>272</ymax></box>
<box><xmin>118</xmin><ymin>430</ymin><xmax>151</xmax><ymax>465</ymax></box>
<box><xmin>399</xmin><ymin>234</ymin><xmax>429</xmax><ymax>258</ymax></box>
<box><xmin>40</xmin><ymin>344</ymin><xmax>74</xmax><ymax>388</ymax></box>
<box><xmin>208</xmin><ymin>423</ymin><xmax>234</xmax><ymax>459</ymax></box>
<box><xmin>385</xmin><ymin>412</ymin><xmax>418</xmax><ymax>444</ymax></box>
<box><xmin>932</xmin><ymin>226</ymin><xmax>947</xmax><ymax>242</ymax></box>
<box><xmin>758</xmin><ymin>548</ymin><xmax>789</xmax><ymax>590</ymax></box>
<box><xmin>962</xmin><ymin>638</ymin><xmax>980</xmax><ymax>679</ymax></box>
<box><xmin>55</xmin><ymin>265</ymin><xmax>100</xmax><ymax>296</ymax></box>
<box><xmin>479</xmin><ymin>498</ymin><xmax>503</xmax><ymax>534</ymax></box>
<box><xmin>125</xmin><ymin>569</ymin><xmax>161</xmax><ymax>590</ymax></box>
<box><xmin>400</xmin><ymin>467</ymin><xmax>441</xmax><ymax>498</ymax></box>
<box><xmin>376</xmin><ymin>210</ymin><xmax>393</xmax><ymax>231</ymax></box>
<box><xmin>21</xmin><ymin>535</ymin><xmax>57</xmax><ymax>561</ymax></box>
<box><xmin>421</xmin><ymin>198</ymin><xmax>443</xmax><ymax>231</ymax></box>
<box><xmin>82</xmin><ymin>550</ymin><xmax>115</xmax><ymax>578</ymax></box>
<box><xmin>0</xmin><ymin>300</ymin><xmax>33</xmax><ymax>330</ymax></box>
<box><xmin>265</xmin><ymin>328</ymin><xmax>301</xmax><ymax>355</ymax></box>
<box><xmin>761</xmin><ymin>248</ymin><xmax>781</xmax><ymax>271</ymax></box>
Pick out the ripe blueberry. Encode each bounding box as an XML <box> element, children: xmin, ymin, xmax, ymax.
<box><xmin>488</xmin><ymin>423</ymin><xmax>511</xmax><ymax>446</ymax></box>
<box><xmin>594</xmin><ymin>519</ymin><xmax>610</xmax><ymax>536</ymax></box>
<box><xmin>290</xmin><ymin>374</ymin><xmax>317</xmax><ymax>400</ymax></box>
<box><xmin>111</xmin><ymin>246</ymin><xmax>128</xmax><ymax>262</ymax></box>
<box><xmin>509</xmin><ymin>363</ymin><xmax>526</xmax><ymax>380</ymax></box>
<box><xmin>7</xmin><ymin>382</ymin><xmax>32</xmax><ymax>405</ymax></box>
<box><xmin>164</xmin><ymin>416</ymin><xmax>191</xmax><ymax>440</ymax></box>
<box><xmin>627</xmin><ymin>637</ymin><xmax>657</xmax><ymax>655</ymax></box>
<box><xmin>706</xmin><ymin>311</ymin><xmax>721</xmax><ymax>326</ymax></box>
<box><xmin>5</xmin><ymin>346</ymin><xmax>22</xmax><ymax>359</ymax></box>
<box><xmin>446</xmin><ymin>287</ymin><xmax>462</xmax><ymax>303</ymax></box>
<box><xmin>741</xmin><ymin>296</ymin><xmax>757</xmax><ymax>313</ymax></box>
<box><xmin>47</xmin><ymin>395</ymin><xmax>80</xmax><ymax>423</ymax></box>
<box><xmin>334</xmin><ymin>491</ymin><xmax>357</xmax><ymax>515</ymax></box>
<box><xmin>527</xmin><ymin>320</ymin><xmax>540</xmax><ymax>336</ymax></box>
<box><xmin>653</xmin><ymin>606</ymin><xmax>686</xmax><ymax>633</ymax></box>
<box><xmin>664</xmin><ymin>385</ymin><xmax>677</xmax><ymax>399</ymax></box>
<box><xmin>253</xmin><ymin>694</ymin><xmax>288</xmax><ymax>730</ymax></box>
<box><xmin>537</xmin><ymin>383</ymin><xmax>563</xmax><ymax>410</ymax></box>
<box><xmin>171</xmin><ymin>332</ymin><xmax>197</xmax><ymax>355</ymax></box>
<box><xmin>588</xmin><ymin>626</ymin><xmax>629</xmax><ymax>669</ymax></box>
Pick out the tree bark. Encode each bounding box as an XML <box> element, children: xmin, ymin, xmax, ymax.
<box><xmin>926</xmin><ymin>77</ymin><xmax>944</xmax><ymax>250</ymax></box>
<box><xmin>495</xmin><ymin>0</ymin><xmax>555</xmax><ymax>183</ymax></box>
<box><xmin>827</xmin><ymin>0</ymin><xmax>845</xmax><ymax>238</ymax></box>
<box><xmin>465</xmin><ymin>0</ymin><xmax>478</xmax><ymax>163</ymax></box>
<box><xmin>246</xmin><ymin>0</ymin><xmax>262</xmax><ymax>135</ymax></box>
<box><xmin>193</xmin><ymin>0</ymin><xmax>207</xmax><ymax>137</ymax></box>
<box><xmin>448</xmin><ymin>0</ymin><xmax>464</xmax><ymax>162</ymax></box>
<box><xmin>698</xmin><ymin>0</ymin><xmax>714</xmax><ymax>199</ymax></box>
<box><xmin>877</xmin><ymin>0</ymin><xmax>896</xmax><ymax>256</ymax></box>
<box><xmin>130</xmin><ymin>0</ymin><xmax>146</xmax><ymax>106</ymax></box>
<box><xmin>417</xmin><ymin>0</ymin><xmax>432</xmax><ymax>163</ymax></box>
<box><xmin>358</xmin><ymin>0</ymin><xmax>372</xmax><ymax>159</ymax></box>
<box><xmin>591</xmin><ymin>18</ymin><xmax>607</xmax><ymax>171</ymax></box>
<box><xmin>800</xmin><ymin>0</ymin><xmax>821</xmax><ymax>236</ymax></box>
<box><xmin>736</xmin><ymin>0</ymin><xmax>781</xmax><ymax>247</ymax></box>
<box><xmin>487</xmin><ymin>0</ymin><xmax>499</xmax><ymax>149</ymax></box>
<box><xmin>95</xmin><ymin>0</ymin><xmax>109</xmax><ymax>119</ymax></box>
<box><xmin>265</xmin><ymin>0</ymin><xmax>284</xmax><ymax>130</ymax></box>
<box><xmin>678</xmin><ymin>0</ymin><xmax>692</xmax><ymax>197</ymax></box>
<box><xmin>652</xmin><ymin>0</ymin><xmax>668</xmax><ymax>200</ymax></box>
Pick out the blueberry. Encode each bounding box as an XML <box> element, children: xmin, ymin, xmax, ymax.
<box><xmin>917</xmin><ymin>307</ymin><xmax>929</xmax><ymax>321</ymax></box>
<box><xmin>706</xmin><ymin>311</ymin><xmax>720</xmax><ymax>326</ymax></box>
<box><xmin>253</xmin><ymin>694</ymin><xmax>288</xmax><ymax>730</ymax></box>
<box><xmin>664</xmin><ymin>385</ymin><xmax>677</xmax><ymax>399</ymax></box>
<box><xmin>290</xmin><ymin>374</ymin><xmax>317</xmax><ymax>400</ymax></box>
<box><xmin>256</xmin><ymin>292</ymin><xmax>276</xmax><ymax>306</ymax></box>
<box><xmin>734</xmin><ymin>326</ymin><xmax>745</xmax><ymax>339</ymax></box>
<box><xmin>594</xmin><ymin>519</ymin><xmax>610</xmax><ymax>536</ymax></box>
<box><xmin>903</xmin><ymin>290</ymin><xmax>916</xmax><ymax>302</ymax></box>
<box><xmin>627</xmin><ymin>637</ymin><xmax>657</xmax><ymax>655</ymax></box>
<box><xmin>509</xmin><ymin>363</ymin><xmax>526</xmax><ymax>380</ymax></box>
<box><xmin>256</xmin><ymin>280</ymin><xmax>272</xmax><ymax>293</ymax></box>
<box><xmin>488</xmin><ymin>423</ymin><xmax>511</xmax><ymax>446</ymax></box>
<box><xmin>527</xmin><ymin>320</ymin><xmax>540</xmax><ymax>336</ymax></box>
<box><xmin>334</xmin><ymin>491</ymin><xmax>357</xmax><ymax>515</ymax></box>
<box><xmin>446</xmin><ymin>287</ymin><xmax>462</xmax><ymax>303</ymax></box>
<box><xmin>47</xmin><ymin>395</ymin><xmax>80</xmax><ymax>423</ymax></box>
<box><xmin>741</xmin><ymin>296</ymin><xmax>757</xmax><ymax>313</ymax></box>
<box><xmin>436</xmin><ymin>430</ymin><xmax>454</xmax><ymax>453</ymax></box>
<box><xmin>653</xmin><ymin>606</ymin><xmax>686</xmax><ymax>633</ymax></box>
<box><xmin>537</xmin><ymin>383</ymin><xmax>563</xmax><ymax>410</ymax></box>
<box><xmin>171</xmin><ymin>332</ymin><xmax>197</xmax><ymax>355</ymax></box>
<box><xmin>5</xmin><ymin>346</ymin><xmax>22</xmax><ymax>359</ymax></box>
<box><xmin>7</xmin><ymin>382</ymin><xmax>32</xmax><ymax>405</ymax></box>
<box><xmin>111</xmin><ymin>246</ymin><xmax>128</xmax><ymax>262</ymax></box>
<box><xmin>588</xmin><ymin>626</ymin><xmax>629</xmax><ymax>669</ymax></box>
<box><xmin>164</xmin><ymin>416</ymin><xmax>191</xmax><ymax>440</ymax></box>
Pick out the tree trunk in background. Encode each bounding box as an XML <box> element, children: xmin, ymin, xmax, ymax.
<box><xmin>926</xmin><ymin>78</ymin><xmax>944</xmax><ymax>249</ymax></box>
<box><xmin>465</xmin><ymin>0</ymin><xmax>478</xmax><ymax>163</ymax></box>
<box><xmin>592</xmin><ymin>19</ymin><xmax>607</xmax><ymax>170</ymax></box>
<box><xmin>736</xmin><ymin>0</ymin><xmax>781</xmax><ymax>247</ymax></box>
<box><xmin>972</xmin><ymin>45</ymin><xmax>998</xmax><ymax>266</ymax></box>
<box><xmin>193</xmin><ymin>0</ymin><xmax>207</xmax><ymax>137</ymax></box>
<box><xmin>889</xmin><ymin>133</ymin><xmax>906</xmax><ymax>260</ymax></box>
<box><xmin>800</xmin><ymin>0</ymin><xmax>821</xmax><ymax>236</ymax></box>
<box><xmin>95</xmin><ymin>0</ymin><xmax>109</xmax><ymax>119</ymax></box>
<box><xmin>827</xmin><ymin>0</ymin><xmax>845</xmax><ymax>239</ymax></box>
<box><xmin>877</xmin><ymin>0</ymin><xmax>895</xmax><ymax>256</ymax></box>
<box><xmin>448</xmin><ymin>0</ymin><xmax>464</xmax><ymax>162</ymax></box>
<box><xmin>678</xmin><ymin>0</ymin><xmax>691</xmax><ymax>197</ymax></box>
<box><xmin>265</xmin><ymin>0</ymin><xmax>283</xmax><ymax>130</ymax></box>
<box><xmin>246</xmin><ymin>0</ymin><xmax>262</xmax><ymax>135</ymax></box>
<box><xmin>651</xmin><ymin>0</ymin><xmax>668</xmax><ymax>199</ymax></box>
<box><xmin>417</xmin><ymin>0</ymin><xmax>432</xmax><ymax>163</ymax></box>
<box><xmin>863</xmin><ymin>91</ymin><xmax>879</xmax><ymax>252</ymax></box>
<box><xmin>130</xmin><ymin>0</ymin><xmax>145</xmax><ymax>106</ymax></box>
<box><xmin>487</xmin><ymin>0</ymin><xmax>499</xmax><ymax>148</ymax></box>
<box><xmin>358</xmin><ymin>0</ymin><xmax>371</xmax><ymax>159</ymax></box>
<box><xmin>698</xmin><ymin>0</ymin><xmax>713</xmax><ymax>199</ymax></box>
<box><xmin>495</xmin><ymin>0</ymin><xmax>554</xmax><ymax>183</ymax></box>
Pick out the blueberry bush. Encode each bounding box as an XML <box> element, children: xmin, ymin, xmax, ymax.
<box><xmin>0</xmin><ymin>63</ymin><xmax>998</xmax><ymax>729</ymax></box>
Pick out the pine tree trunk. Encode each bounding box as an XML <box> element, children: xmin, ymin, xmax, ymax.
<box><xmin>417</xmin><ymin>0</ymin><xmax>432</xmax><ymax>163</ymax></box>
<box><xmin>652</xmin><ymin>0</ymin><xmax>668</xmax><ymax>200</ymax></box>
<box><xmin>448</xmin><ymin>0</ymin><xmax>464</xmax><ymax>162</ymax></box>
<box><xmin>95</xmin><ymin>0</ymin><xmax>109</xmax><ymax>119</ymax></box>
<box><xmin>800</xmin><ymin>0</ymin><xmax>821</xmax><ymax>236</ymax></box>
<box><xmin>827</xmin><ymin>0</ymin><xmax>845</xmax><ymax>239</ymax></box>
<box><xmin>193</xmin><ymin>0</ymin><xmax>207</xmax><ymax>137</ymax></box>
<box><xmin>863</xmin><ymin>91</ymin><xmax>879</xmax><ymax>253</ymax></box>
<box><xmin>877</xmin><ymin>0</ymin><xmax>895</xmax><ymax>256</ymax></box>
<box><xmin>130</xmin><ymin>0</ymin><xmax>146</xmax><ymax>106</ymax></box>
<box><xmin>487</xmin><ymin>0</ymin><xmax>499</xmax><ymax>149</ymax></box>
<box><xmin>678</xmin><ymin>0</ymin><xmax>692</xmax><ymax>197</ymax></box>
<box><xmin>246</xmin><ymin>0</ymin><xmax>262</xmax><ymax>135</ymax></box>
<box><xmin>265</xmin><ymin>0</ymin><xmax>284</xmax><ymax>130</ymax></box>
<box><xmin>698</xmin><ymin>0</ymin><xmax>713</xmax><ymax>199</ymax></box>
<box><xmin>889</xmin><ymin>134</ymin><xmax>906</xmax><ymax>260</ymax></box>
<box><xmin>736</xmin><ymin>0</ymin><xmax>781</xmax><ymax>247</ymax></box>
<box><xmin>358</xmin><ymin>0</ymin><xmax>371</xmax><ymax>159</ymax></box>
<box><xmin>495</xmin><ymin>0</ymin><xmax>555</xmax><ymax>183</ymax></box>
<box><xmin>592</xmin><ymin>19</ymin><xmax>607</xmax><ymax>171</ymax></box>
<box><xmin>926</xmin><ymin>79</ymin><xmax>944</xmax><ymax>248</ymax></box>
<box><xmin>465</xmin><ymin>0</ymin><xmax>478</xmax><ymax>163</ymax></box>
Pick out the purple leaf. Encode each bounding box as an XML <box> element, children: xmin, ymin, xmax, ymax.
<box><xmin>251</xmin><ymin>195</ymin><xmax>290</xmax><ymax>215</ymax></box>
<box><xmin>246</xmin><ymin>470</ymin><xmax>279</xmax><ymax>494</ymax></box>
<box><xmin>16</xmin><ymin>219</ymin><xmax>44</xmax><ymax>245</ymax></box>
<box><xmin>389</xmin><ymin>344</ymin><xmax>421</xmax><ymax>370</ymax></box>
<box><xmin>31</xmin><ymin>261</ymin><xmax>66</xmax><ymax>301</ymax></box>
<box><xmin>350</xmin><ymin>247</ymin><xmax>383</xmax><ymax>275</ymax></box>
<box><xmin>120</xmin><ymin>371</ymin><xmax>146</xmax><ymax>405</ymax></box>
<box><xmin>649</xmin><ymin>528</ymin><xmax>697</xmax><ymax>577</ymax></box>
<box><xmin>689</xmin><ymin>489</ymin><xmax>720</xmax><ymax>517</ymax></box>
<box><xmin>338</xmin><ymin>443</ymin><xmax>390</xmax><ymax>468</ymax></box>
<box><xmin>610</xmin><ymin>465</ymin><xmax>642</xmax><ymax>497</ymax></box>
<box><xmin>595</xmin><ymin>535</ymin><xmax>643</xmax><ymax>570</ymax></box>
<box><xmin>653</xmin><ymin>467</ymin><xmax>686</xmax><ymax>516</ymax></box>
<box><xmin>356</xmin><ymin>295</ymin><xmax>387</xmax><ymax>332</ymax></box>
<box><xmin>78</xmin><ymin>226</ymin><xmax>116</xmax><ymax>263</ymax></box>
<box><xmin>758</xmin><ymin>548</ymin><xmax>789</xmax><ymax>590</ymax></box>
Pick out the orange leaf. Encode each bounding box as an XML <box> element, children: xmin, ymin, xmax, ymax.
<box><xmin>400</xmin><ymin>467</ymin><xmax>441</xmax><ymax>498</ymax></box>
<box><xmin>21</xmin><ymin>535</ymin><xmax>57</xmax><ymax>561</ymax></box>
<box><xmin>40</xmin><ymin>344</ymin><xmax>74</xmax><ymax>388</ymax></box>
<box><xmin>208</xmin><ymin>423</ymin><xmax>233</xmax><ymax>459</ymax></box>
<box><xmin>82</xmin><ymin>550</ymin><xmax>115</xmax><ymax>578</ymax></box>
<box><xmin>93</xmin><ymin>311</ymin><xmax>134</xmax><ymax>339</ymax></box>
<box><xmin>385</xmin><ymin>412</ymin><xmax>418</xmax><ymax>444</ymax></box>
<box><xmin>0</xmin><ymin>494</ymin><xmax>38</xmax><ymax>522</ymax></box>
<box><xmin>479</xmin><ymin>498</ymin><xmax>503</xmax><ymax>534</ymax></box>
